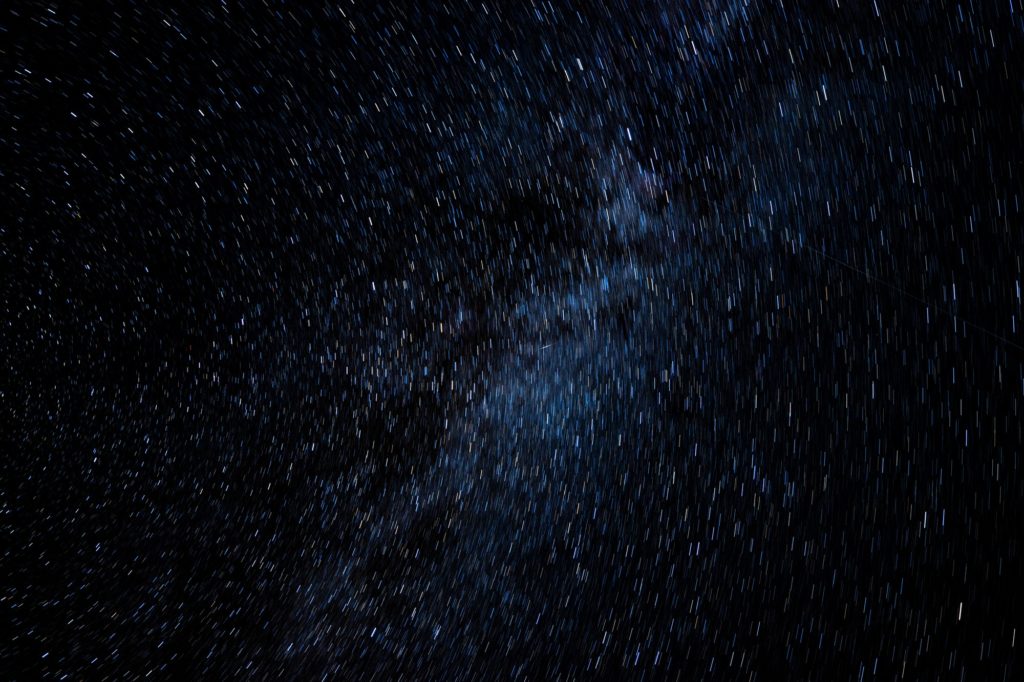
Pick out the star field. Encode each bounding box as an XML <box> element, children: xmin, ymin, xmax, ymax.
<box><xmin>4</xmin><ymin>1</ymin><xmax>1024</xmax><ymax>679</ymax></box>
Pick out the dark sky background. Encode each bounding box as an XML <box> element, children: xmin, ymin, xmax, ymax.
<box><xmin>4</xmin><ymin>1</ymin><xmax>1024</xmax><ymax>679</ymax></box>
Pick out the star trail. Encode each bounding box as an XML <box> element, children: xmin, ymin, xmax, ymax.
<box><xmin>4</xmin><ymin>1</ymin><xmax>1024</xmax><ymax>679</ymax></box>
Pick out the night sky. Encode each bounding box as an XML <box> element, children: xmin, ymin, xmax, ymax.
<box><xmin>5</xmin><ymin>1</ymin><xmax>1024</xmax><ymax>679</ymax></box>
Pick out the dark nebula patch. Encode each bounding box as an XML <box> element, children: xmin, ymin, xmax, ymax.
<box><xmin>4</xmin><ymin>1</ymin><xmax>1024</xmax><ymax>679</ymax></box>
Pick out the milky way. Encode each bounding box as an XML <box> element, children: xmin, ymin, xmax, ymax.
<box><xmin>5</xmin><ymin>1</ymin><xmax>1024</xmax><ymax>678</ymax></box>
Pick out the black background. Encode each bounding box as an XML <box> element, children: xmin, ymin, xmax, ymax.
<box><xmin>4</xmin><ymin>1</ymin><xmax>1023</xmax><ymax>679</ymax></box>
